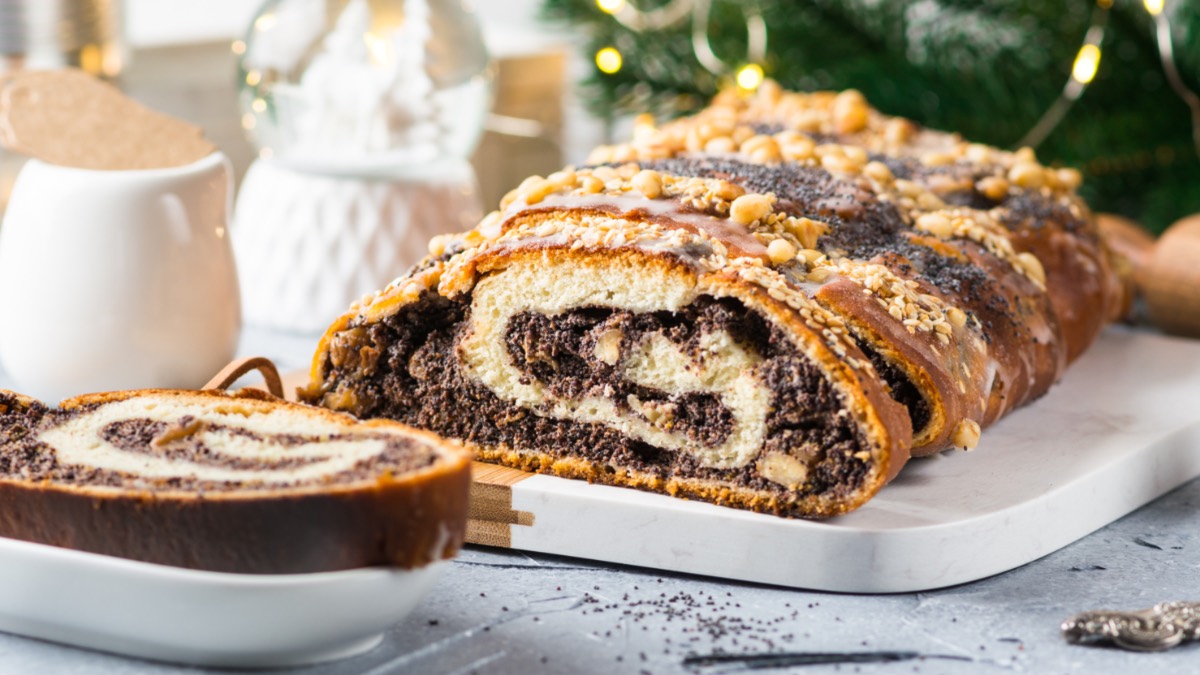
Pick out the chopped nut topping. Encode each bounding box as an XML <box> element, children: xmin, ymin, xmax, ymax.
<box><xmin>1016</xmin><ymin>251</ymin><xmax>1047</xmax><ymax>288</ymax></box>
<box><xmin>631</xmin><ymin>169</ymin><xmax>663</xmax><ymax>199</ymax></box>
<box><xmin>863</xmin><ymin>161</ymin><xmax>894</xmax><ymax>183</ymax></box>
<box><xmin>1008</xmin><ymin>162</ymin><xmax>1044</xmax><ymax>189</ymax></box>
<box><xmin>757</xmin><ymin>451</ymin><xmax>810</xmax><ymax>489</ymax></box>
<box><xmin>766</xmin><ymin>238</ymin><xmax>798</xmax><ymax>265</ymax></box>
<box><xmin>976</xmin><ymin>176</ymin><xmax>1009</xmax><ymax>201</ymax></box>
<box><xmin>951</xmin><ymin>418</ymin><xmax>981</xmax><ymax>450</ymax></box>
<box><xmin>729</xmin><ymin>193</ymin><xmax>775</xmax><ymax>226</ymax></box>
<box><xmin>915</xmin><ymin>213</ymin><xmax>954</xmax><ymax>239</ymax></box>
<box><xmin>594</xmin><ymin>329</ymin><xmax>623</xmax><ymax>366</ymax></box>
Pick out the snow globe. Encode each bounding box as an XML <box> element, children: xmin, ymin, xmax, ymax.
<box><xmin>232</xmin><ymin>0</ymin><xmax>490</xmax><ymax>332</ymax></box>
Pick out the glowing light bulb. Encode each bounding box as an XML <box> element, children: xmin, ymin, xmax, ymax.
<box><xmin>78</xmin><ymin>44</ymin><xmax>102</xmax><ymax>76</ymax></box>
<box><xmin>736</xmin><ymin>64</ymin><xmax>764</xmax><ymax>91</ymax></box>
<box><xmin>597</xmin><ymin>0</ymin><xmax>625</xmax><ymax>14</ymax></box>
<box><xmin>230</xmin><ymin>40</ymin><xmax>246</xmax><ymax>55</ymax></box>
<box><xmin>1144</xmin><ymin>0</ymin><xmax>1164</xmax><ymax>15</ymax></box>
<box><xmin>254</xmin><ymin>12</ymin><xmax>277</xmax><ymax>31</ymax></box>
<box><xmin>251</xmin><ymin>97</ymin><xmax>267</xmax><ymax>113</ymax></box>
<box><xmin>596</xmin><ymin>47</ymin><xmax>623</xmax><ymax>74</ymax></box>
<box><xmin>245</xmin><ymin>69</ymin><xmax>262</xmax><ymax>87</ymax></box>
<box><xmin>1072</xmin><ymin>44</ymin><xmax>1101</xmax><ymax>84</ymax></box>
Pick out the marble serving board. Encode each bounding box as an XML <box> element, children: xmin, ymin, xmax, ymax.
<box><xmin>465</xmin><ymin>327</ymin><xmax>1200</xmax><ymax>593</ymax></box>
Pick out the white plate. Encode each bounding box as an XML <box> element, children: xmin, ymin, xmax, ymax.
<box><xmin>0</xmin><ymin>535</ymin><xmax>445</xmax><ymax>667</ymax></box>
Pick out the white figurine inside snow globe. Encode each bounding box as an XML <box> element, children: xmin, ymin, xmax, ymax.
<box><xmin>232</xmin><ymin>0</ymin><xmax>490</xmax><ymax>332</ymax></box>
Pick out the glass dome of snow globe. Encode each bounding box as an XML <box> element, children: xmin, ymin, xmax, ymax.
<box><xmin>236</xmin><ymin>0</ymin><xmax>491</xmax><ymax>176</ymax></box>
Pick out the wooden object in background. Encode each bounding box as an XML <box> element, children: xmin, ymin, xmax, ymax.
<box><xmin>1096</xmin><ymin>213</ymin><xmax>1155</xmax><ymax>277</ymax></box>
<box><xmin>1096</xmin><ymin>213</ymin><xmax>1200</xmax><ymax>338</ymax></box>
<box><xmin>473</xmin><ymin>49</ymin><xmax>566</xmax><ymax>209</ymax></box>
<box><xmin>1142</xmin><ymin>215</ymin><xmax>1200</xmax><ymax>338</ymax></box>
<box><xmin>1096</xmin><ymin>213</ymin><xmax>1156</xmax><ymax>321</ymax></box>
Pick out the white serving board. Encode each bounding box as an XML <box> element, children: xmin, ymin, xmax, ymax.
<box><xmin>467</xmin><ymin>327</ymin><xmax>1200</xmax><ymax>592</ymax></box>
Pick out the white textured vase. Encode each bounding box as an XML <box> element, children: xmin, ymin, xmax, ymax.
<box><xmin>231</xmin><ymin>158</ymin><xmax>482</xmax><ymax>333</ymax></box>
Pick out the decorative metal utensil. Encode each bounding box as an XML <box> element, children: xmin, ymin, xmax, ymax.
<box><xmin>1062</xmin><ymin>601</ymin><xmax>1200</xmax><ymax>651</ymax></box>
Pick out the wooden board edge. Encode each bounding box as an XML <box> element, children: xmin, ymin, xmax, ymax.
<box><xmin>467</xmin><ymin>462</ymin><xmax>536</xmax><ymax>547</ymax></box>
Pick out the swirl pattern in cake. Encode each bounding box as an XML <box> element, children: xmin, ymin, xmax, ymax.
<box><xmin>302</xmin><ymin>84</ymin><xmax>1127</xmax><ymax>518</ymax></box>
<box><xmin>0</xmin><ymin>388</ymin><xmax>470</xmax><ymax>572</ymax></box>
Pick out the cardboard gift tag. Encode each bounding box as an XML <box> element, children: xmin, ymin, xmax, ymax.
<box><xmin>0</xmin><ymin>68</ymin><xmax>215</xmax><ymax>170</ymax></box>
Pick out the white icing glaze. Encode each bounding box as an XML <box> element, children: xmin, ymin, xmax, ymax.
<box><xmin>510</xmin><ymin>192</ymin><xmax>769</xmax><ymax>260</ymax></box>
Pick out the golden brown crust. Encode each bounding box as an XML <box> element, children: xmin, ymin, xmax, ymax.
<box><xmin>0</xmin><ymin>388</ymin><xmax>471</xmax><ymax>573</ymax></box>
<box><xmin>305</xmin><ymin>83</ymin><xmax>1121</xmax><ymax>516</ymax></box>
<box><xmin>399</xmin><ymin>243</ymin><xmax>909</xmax><ymax>515</ymax></box>
<box><xmin>308</xmin><ymin>242</ymin><xmax>911</xmax><ymax>517</ymax></box>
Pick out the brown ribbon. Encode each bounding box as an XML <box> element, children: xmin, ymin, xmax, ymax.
<box><xmin>203</xmin><ymin>357</ymin><xmax>285</xmax><ymax>398</ymax></box>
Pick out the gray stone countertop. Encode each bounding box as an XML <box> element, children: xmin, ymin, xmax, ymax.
<box><xmin>0</xmin><ymin>326</ymin><xmax>1196</xmax><ymax>675</ymax></box>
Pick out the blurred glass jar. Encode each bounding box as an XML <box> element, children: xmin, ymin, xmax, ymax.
<box><xmin>0</xmin><ymin>0</ymin><xmax>126</xmax><ymax>77</ymax></box>
<box><xmin>236</xmin><ymin>0</ymin><xmax>491</xmax><ymax>175</ymax></box>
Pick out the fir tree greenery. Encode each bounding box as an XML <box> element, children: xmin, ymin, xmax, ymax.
<box><xmin>542</xmin><ymin>0</ymin><xmax>1200</xmax><ymax>233</ymax></box>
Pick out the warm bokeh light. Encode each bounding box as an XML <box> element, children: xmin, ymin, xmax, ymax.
<box><xmin>736</xmin><ymin>63</ymin><xmax>764</xmax><ymax>91</ymax></box>
<box><xmin>78</xmin><ymin>44</ymin><xmax>103</xmax><ymax>76</ymax></box>
<box><xmin>1072</xmin><ymin>44</ymin><xmax>1101</xmax><ymax>84</ymax></box>
<box><xmin>596</xmin><ymin>46</ymin><xmax>623</xmax><ymax>74</ymax></box>
<box><xmin>245</xmin><ymin>69</ymin><xmax>262</xmax><ymax>86</ymax></box>
<box><xmin>363</xmin><ymin>32</ymin><xmax>391</xmax><ymax>65</ymax></box>
<box><xmin>597</xmin><ymin>0</ymin><xmax>625</xmax><ymax>14</ymax></box>
<box><xmin>230</xmin><ymin>40</ymin><xmax>247</xmax><ymax>56</ymax></box>
<box><xmin>254</xmin><ymin>12</ymin><xmax>277</xmax><ymax>31</ymax></box>
<box><xmin>1143</xmin><ymin>0</ymin><xmax>1164</xmax><ymax>15</ymax></box>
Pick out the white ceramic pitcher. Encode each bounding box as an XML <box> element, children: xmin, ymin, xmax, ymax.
<box><xmin>0</xmin><ymin>152</ymin><xmax>241</xmax><ymax>401</ymax></box>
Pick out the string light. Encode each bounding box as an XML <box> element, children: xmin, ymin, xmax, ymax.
<box><xmin>1072</xmin><ymin>44</ymin><xmax>1101</xmax><ymax>84</ymax></box>
<box><xmin>1016</xmin><ymin>1</ymin><xmax>1108</xmax><ymax>148</ymax></box>
<box><xmin>78</xmin><ymin>44</ymin><xmax>102</xmax><ymax>76</ymax></box>
<box><xmin>230</xmin><ymin>40</ymin><xmax>246</xmax><ymax>56</ymax></box>
<box><xmin>736</xmin><ymin>64</ymin><xmax>764</xmax><ymax>91</ymax></box>
<box><xmin>691</xmin><ymin>0</ymin><xmax>766</xmax><ymax>76</ymax></box>
<box><xmin>596</xmin><ymin>46</ymin><xmax>623</xmax><ymax>74</ymax></box>
<box><xmin>595</xmin><ymin>0</ymin><xmax>767</xmax><ymax>78</ymax></box>
<box><xmin>608</xmin><ymin>0</ymin><xmax>691</xmax><ymax>32</ymax></box>
<box><xmin>1147</xmin><ymin>0</ymin><xmax>1200</xmax><ymax>156</ymax></box>
<box><xmin>597</xmin><ymin>0</ymin><xmax>1195</xmax><ymax>162</ymax></box>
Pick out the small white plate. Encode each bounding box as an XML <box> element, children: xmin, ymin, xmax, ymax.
<box><xmin>0</xmin><ymin>535</ymin><xmax>445</xmax><ymax>667</ymax></box>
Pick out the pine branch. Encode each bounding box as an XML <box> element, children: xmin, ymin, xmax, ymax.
<box><xmin>539</xmin><ymin>0</ymin><xmax>1200</xmax><ymax>231</ymax></box>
